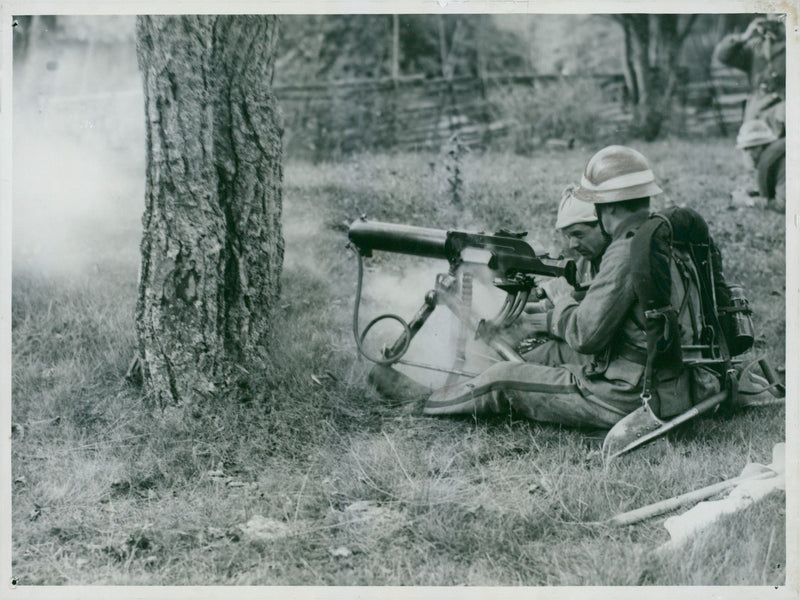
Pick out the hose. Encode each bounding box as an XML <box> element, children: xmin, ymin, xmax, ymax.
<box><xmin>349</xmin><ymin>245</ymin><xmax>412</xmax><ymax>365</ymax></box>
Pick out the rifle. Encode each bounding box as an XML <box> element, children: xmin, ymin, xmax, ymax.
<box><xmin>347</xmin><ymin>218</ymin><xmax>579</xmax><ymax>371</ymax></box>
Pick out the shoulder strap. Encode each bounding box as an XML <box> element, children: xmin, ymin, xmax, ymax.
<box><xmin>629</xmin><ymin>213</ymin><xmax>683</xmax><ymax>414</ymax></box>
<box><xmin>631</xmin><ymin>209</ymin><xmax>738</xmax><ymax>412</ymax></box>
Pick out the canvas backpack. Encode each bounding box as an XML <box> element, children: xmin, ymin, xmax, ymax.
<box><xmin>629</xmin><ymin>206</ymin><xmax>754</xmax><ymax>418</ymax></box>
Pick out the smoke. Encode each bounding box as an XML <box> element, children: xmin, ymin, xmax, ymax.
<box><xmin>354</xmin><ymin>258</ymin><xmax>510</xmax><ymax>387</ymax></box>
<box><xmin>12</xmin><ymin>16</ymin><xmax>145</xmax><ymax>280</ymax></box>
<box><xmin>10</xmin><ymin>16</ymin><xmax>526</xmax><ymax>390</ymax></box>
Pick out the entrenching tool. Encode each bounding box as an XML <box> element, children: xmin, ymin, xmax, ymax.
<box><xmin>602</xmin><ymin>389</ymin><xmax>729</xmax><ymax>462</ymax></box>
<box><xmin>753</xmin><ymin>357</ymin><xmax>785</xmax><ymax>400</ymax></box>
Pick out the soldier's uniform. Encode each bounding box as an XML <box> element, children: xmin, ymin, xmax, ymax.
<box><xmin>425</xmin><ymin>147</ymin><xmax>708</xmax><ymax>429</ymax></box>
<box><xmin>756</xmin><ymin>138</ymin><xmax>785</xmax><ymax>210</ymax></box>
<box><xmin>713</xmin><ymin>19</ymin><xmax>785</xmax><ymax>133</ymax></box>
<box><xmin>736</xmin><ymin>119</ymin><xmax>785</xmax><ymax>211</ymax></box>
<box><xmin>517</xmin><ymin>186</ymin><xmax>607</xmax><ymax>367</ymax></box>
<box><xmin>518</xmin><ymin>253</ymin><xmax>600</xmax><ymax>364</ymax></box>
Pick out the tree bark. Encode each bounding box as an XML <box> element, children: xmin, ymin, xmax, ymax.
<box><xmin>135</xmin><ymin>16</ymin><xmax>284</xmax><ymax>406</ymax></box>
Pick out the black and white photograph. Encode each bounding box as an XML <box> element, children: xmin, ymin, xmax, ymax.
<box><xmin>3</xmin><ymin>2</ymin><xmax>796</xmax><ymax>593</ymax></box>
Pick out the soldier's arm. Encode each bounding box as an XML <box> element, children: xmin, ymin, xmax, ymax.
<box><xmin>547</xmin><ymin>238</ymin><xmax>635</xmax><ymax>354</ymax></box>
<box><xmin>713</xmin><ymin>33</ymin><xmax>753</xmax><ymax>72</ymax></box>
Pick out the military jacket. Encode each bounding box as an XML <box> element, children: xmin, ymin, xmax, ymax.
<box><xmin>547</xmin><ymin>209</ymin><xmax>712</xmax><ymax>413</ymax></box>
<box><xmin>547</xmin><ymin>212</ymin><xmax>649</xmax><ymax>408</ymax></box>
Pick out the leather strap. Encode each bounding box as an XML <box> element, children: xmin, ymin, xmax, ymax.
<box><xmin>615</xmin><ymin>340</ymin><xmax>648</xmax><ymax>365</ymax></box>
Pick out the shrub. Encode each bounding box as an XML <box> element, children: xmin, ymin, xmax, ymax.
<box><xmin>488</xmin><ymin>77</ymin><xmax>618</xmax><ymax>153</ymax></box>
<box><xmin>283</xmin><ymin>85</ymin><xmax>399</xmax><ymax>162</ymax></box>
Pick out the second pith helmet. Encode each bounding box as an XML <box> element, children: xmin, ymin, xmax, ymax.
<box><xmin>736</xmin><ymin>120</ymin><xmax>778</xmax><ymax>149</ymax></box>
<box><xmin>573</xmin><ymin>145</ymin><xmax>663</xmax><ymax>204</ymax></box>
<box><xmin>556</xmin><ymin>184</ymin><xmax>598</xmax><ymax>229</ymax></box>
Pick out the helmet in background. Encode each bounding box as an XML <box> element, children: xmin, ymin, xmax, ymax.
<box><xmin>736</xmin><ymin>120</ymin><xmax>779</xmax><ymax>149</ymax></box>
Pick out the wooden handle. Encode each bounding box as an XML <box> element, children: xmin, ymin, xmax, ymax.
<box><xmin>608</xmin><ymin>470</ymin><xmax>776</xmax><ymax>527</ymax></box>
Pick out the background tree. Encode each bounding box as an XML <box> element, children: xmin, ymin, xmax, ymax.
<box><xmin>135</xmin><ymin>15</ymin><xmax>284</xmax><ymax>406</ymax></box>
<box><xmin>612</xmin><ymin>14</ymin><xmax>698</xmax><ymax>139</ymax></box>
<box><xmin>275</xmin><ymin>14</ymin><xmax>526</xmax><ymax>84</ymax></box>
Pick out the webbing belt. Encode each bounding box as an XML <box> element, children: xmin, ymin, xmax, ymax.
<box><xmin>616</xmin><ymin>341</ymin><xmax>709</xmax><ymax>368</ymax></box>
<box><xmin>615</xmin><ymin>341</ymin><xmax>647</xmax><ymax>365</ymax></box>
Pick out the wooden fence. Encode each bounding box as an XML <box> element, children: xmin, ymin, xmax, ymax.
<box><xmin>275</xmin><ymin>73</ymin><xmax>625</xmax><ymax>159</ymax></box>
<box><xmin>39</xmin><ymin>69</ymin><xmax>752</xmax><ymax>161</ymax></box>
<box><xmin>682</xmin><ymin>66</ymin><xmax>753</xmax><ymax>136</ymax></box>
<box><xmin>275</xmin><ymin>70</ymin><xmax>751</xmax><ymax>159</ymax></box>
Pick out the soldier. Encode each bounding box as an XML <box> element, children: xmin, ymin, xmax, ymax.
<box><xmin>556</xmin><ymin>183</ymin><xmax>610</xmax><ymax>279</ymax></box>
<box><xmin>424</xmin><ymin>146</ymin><xmax>711</xmax><ymax>428</ymax></box>
<box><xmin>735</xmin><ymin>119</ymin><xmax>785</xmax><ymax>212</ymax></box>
<box><xmin>713</xmin><ymin>16</ymin><xmax>785</xmax><ymax>134</ymax></box>
<box><xmin>529</xmin><ymin>184</ymin><xmax>610</xmax><ymax>308</ymax></box>
<box><xmin>517</xmin><ymin>185</ymin><xmax>611</xmax><ymax>365</ymax></box>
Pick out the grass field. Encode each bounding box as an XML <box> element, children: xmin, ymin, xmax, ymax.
<box><xmin>10</xmin><ymin>138</ymin><xmax>786</xmax><ymax>586</ymax></box>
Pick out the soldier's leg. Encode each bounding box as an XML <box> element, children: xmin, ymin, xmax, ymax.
<box><xmin>522</xmin><ymin>339</ymin><xmax>593</xmax><ymax>367</ymax></box>
<box><xmin>771</xmin><ymin>177</ymin><xmax>785</xmax><ymax>212</ymax></box>
<box><xmin>424</xmin><ymin>361</ymin><xmax>628</xmax><ymax>429</ymax></box>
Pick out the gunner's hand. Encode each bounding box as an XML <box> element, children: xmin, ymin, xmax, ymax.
<box><xmin>523</xmin><ymin>312</ymin><xmax>549</xmax><ymax>334</ymax></box>
<box><xmin>540</xmin><ymin>277</ymin><xmax>574</xmax><ymax>302</ymax></box>
<box><xmin>525</xmin><ymin>299</ymin><xmax>553</xmax><ymax>314</ymax></box>
<box><xmin>742</xmin><ymin>18</ymin><xmax>766</xmax><ymax>41</ymax></box>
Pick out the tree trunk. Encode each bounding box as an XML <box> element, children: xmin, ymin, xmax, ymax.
<box><xmin>391</xmin><ymin>14</ymin><xmax>399</xmax><ymax>81</ymax></box>
<box><xmin>655</xmin><ymin>15</ymin><xmax>679</xmax><ymax>76</ymax></box>
<box><xmin>614</xmin><ymin>14</ymin><xmax>697</xmax><ymax>140</ymax></box>
<box><xmin>476</xmin><ymin>15</ymin><xmax>487</xmax><ymax>80</ymax></box>
<box><xmin>135</xmin><ymin>16</ymin><xmax>284</xmax><ymax>406</ymax></box>
<box><xmin>662</xmin><ymin>15</ymin><xmax>697</xmax><ymax>105</ymax></box>
<box><xmin>619</xmin><ymin>19</ymin><xmax>638</xmax><ymax>105</ymax></box>
<box><xmin>438</xmin><ymin>15</ymin><xmax>448</xmax><ymax>78</ymax></box>
<box><xmin>625</xmin><ymin>15</ymin><xmax>663</xmax><ymax>140</ymax></box>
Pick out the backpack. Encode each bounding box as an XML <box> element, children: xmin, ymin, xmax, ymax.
<box><xmin>629</xmin><ymin>206</ymin><xmax>754</xmax><ymax>418</ymax></box>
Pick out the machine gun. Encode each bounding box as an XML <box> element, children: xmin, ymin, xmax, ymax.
<box><xmin>347</xmin><ymin>218</ymin><xmax>579</xmax><ymax>372</ymax></box>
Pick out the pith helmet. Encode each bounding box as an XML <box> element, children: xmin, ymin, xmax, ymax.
<box><xmin>736</xmin><ymin>120</ymin><xmax>778</xmax><ymax>149</ymax></box>
<box><xmin>573</xmin><ymin>145</ymin><xmax>663</xmax><ymax>204</ymax></box>
<box><xmin>556</xmin><ymin>184</ymin><xmax>598</xmax><ymax>229</ymax></box>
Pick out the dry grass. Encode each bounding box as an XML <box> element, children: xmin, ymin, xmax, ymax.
<box><xmin>11</xmin><ymin>139</ymin><xmax>786</xmax><ymax>586</ymax></box>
